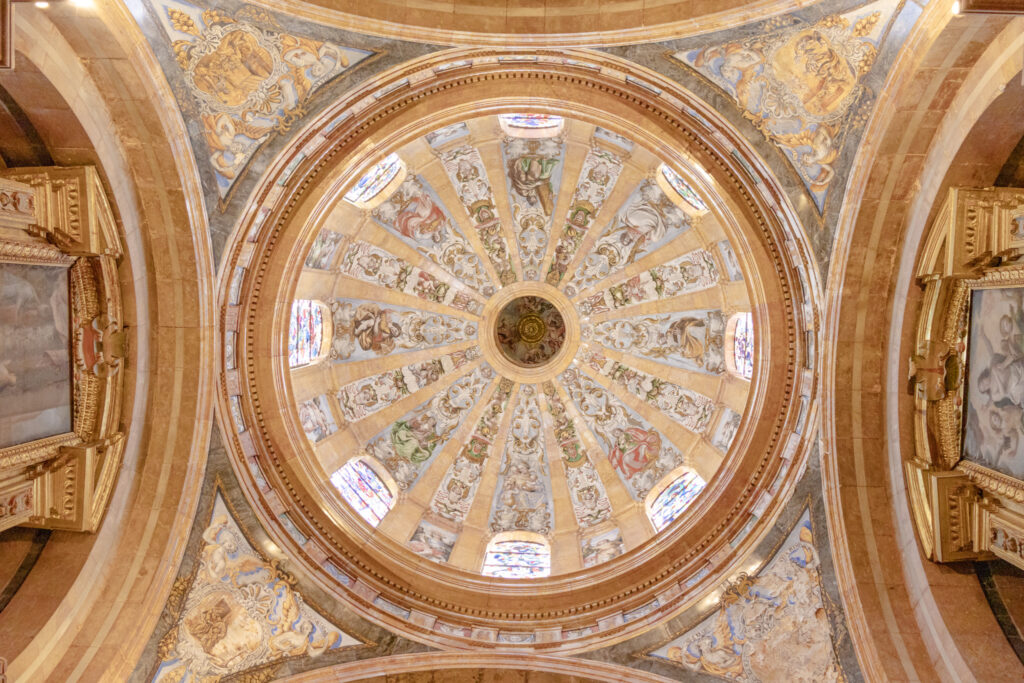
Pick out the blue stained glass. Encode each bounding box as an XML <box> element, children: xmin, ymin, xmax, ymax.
<box><xmin>482</xmin><ymin>540</ymin><xmax>550</xmax><ymax>578</ymax></box>
<box><xmin>661</xmin><ymin>165</ymin><xmax>708</xmax><ymax>212</ymax></box>
<box><xmin>649</xmin><ymin>470</ymin><xmax>706</xmax><ymax>531</ymax></box>
<box><xmin>499</xmin><ymin>113</ymin><xmax>563</xmax><ymax>129</ymax></box>
<box><xmin>331</xmin><ymin>459</ymin><xmax>394</xmax><ymax>527</ymax></box>
<box><xmin>344</xmin><ymin>152</ymin><xmax>403</xmax><ymax>204</ymax></box>
<box><xmin>732</xmin><ymin>312</ymin><xmax>754</xmax><ymax>380</ymax></box>
<box><xmin>288</xmin><ymin>300</ymin><xmax>324</xmax><ymax>368</ymax></box>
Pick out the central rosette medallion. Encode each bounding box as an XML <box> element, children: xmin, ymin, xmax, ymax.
<box><xmin>495</xmin><ymin>296</ymin><xmax>565</xmax><ymax>366</ymax></box>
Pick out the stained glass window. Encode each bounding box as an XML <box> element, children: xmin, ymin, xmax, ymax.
<box><xmin>498</xmin><ymin>113</ymin><xmax>563</xmax><ymax>129</ymax></box>
<box><xmin>331</xmin><ymin>459</ymin><xmax>394</xmax><ymax>527</ymax></box>
<box><xmin>732</xmin><ymin>312</ymin><xmax>754</xmax><ymax>380</ymax></box>
<box><xmin>482</xmin><ymin>539</ymin><xmax>551</xmax><ymax>578</ymax></box>
<box><xmin>661</xmin><ymin>165</ymin><xmax>708</xmax><ymax>212</ymax></box>
<box><xmin>288</xmin><ymin>300</ymin><xmax>324</xmax><ymax>368</ymax></box>
<box><xmin>648</xmin><ymin>470</ymin><xmax>706</xmax><ymax>531</ymax></box>
<box><xmin>344</xmin><ymin>152</ymin><xmax>403</xmax><ymax>205</ymax></box>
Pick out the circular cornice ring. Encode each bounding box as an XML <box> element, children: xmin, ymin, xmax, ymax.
<box><xmin>216</xmin><ymin>47</ymin><xmax>821</xmax><ymax>652</ymax></box>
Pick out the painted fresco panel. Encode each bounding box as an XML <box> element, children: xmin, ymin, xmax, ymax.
<box><xmin>0</xmin><ymin>263</ymin><xmax>71</xmax><ymax>448</ymax></box>
<box><xmin>964</xmin><ymin>287</ymin><xmax>1024</xmax><ymax>478</ymax></box>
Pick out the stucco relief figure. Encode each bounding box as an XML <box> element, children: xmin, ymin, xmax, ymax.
<box><xmin>503</xmin><ymin>136</ymin><xmax>564</xmax><ymax>278</ymax></box>
<box><xmin>577</xmin><ymin>248</ymin><xmax>720</xmax><ymax>317</ymax></box>
<box><xmin>490</xmin><ymin>388</ymin><xmax>554</xmax><ymax>535</ymax></box>
<box><xmin>676</xmin><ymin>8</ymin><xmax>884</xmax><ymax>209</ymax></box>
<box><xmin>367</xmin><ymin>365</ymin><xmax>492</xmax><ymax>490</ymax></box>
<box><xmin>581</xmin><ymin>529</ymin><xmax>625</xmax><ymax>568</ymax></box>
<box><xmin>372</xmin><ymin>176</ymin><xmax>493</xmax><ymax>295</ymax></box>
<box><xmin>297</xmin><ymin>395</ymin><xmax>337</xmax><ymax>443</ymax></box>
<box><xmin>439</xmin><ymin>144</ymin><xmax>518</xmax><ymax>285</ymax></box>
<box><xmin>431</xmin><ymin>379</ymin><xmax>515</xmax><ymax>523</ymax></box>
<box><xmin>408</xmin><ymin>520</ymin><xmax>456</xmax><ymax>563</ymax></box>
<box><xmin>566</xmin><ymin>180</ymin><xmax>689</xmax><ymax>295</ymax></box>
<box><xmin>340</xmin><ymin>241</ymin><xmax>481</xmax><ymax>314</ymax></box>
<box><xmin>651</xmin><ymin>512</ymin><xmax>843</xmax><ymax>682</ymax></box>
<box><xmin>152</xmin><ymin>496</ymin><xmax>357</xmax><ymax>682</ymax></box>
<box><xmin>545</xmin><ymin>147</ymin><xmax>625</xmax><ymax>285</ymax></box>
<box><xmin>0</xmin><ymin>264</ymin><xmax>72</xmax><ymax>449</ymax></box>
<box><xmin>609</xmin><ymin>426</ymin><xmax>662</xmax><ymax>478</ymax></box>
<box><xmin>561</xmin><ymin>367</ymin><xmax>687</xmax><ymax>499</ymax></box>
<box><xmin>593</xmin><ymin>311</ymin><xmax>726</xmax><ymax>374</ymax></box>
<box><xmin>964</xmin><ymin>287</ymin><xmax>1024</xmax><ymax>478</ymax></box>
<box><xmin>158</xmin><ymin>2</ymin><xmax>371</xmax><ymax>197</ymax></box>
<box><xmin>305</xmin><ymin>229</ymin><xmax>344</xmax><ymax>270</ymax></box>
<box><xmin>506</xmin><ymin>139</ymin><xmax>560</xmax><ymax>216</ymax></box>
<box><xmin>329</xmin><ymin>299</ymin><xmax>476</xmax><ymax>362</ymax></box>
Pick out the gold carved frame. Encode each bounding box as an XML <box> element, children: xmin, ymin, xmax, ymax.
<box><xmin>0</xmin><ymin>168</ymin><xmax>127</xmax><ymax>533</ymax></box>
<box><xmin>909</xmin><ymin>186</ymin><xmax>1024</xmax><ymax>566</ymax></box>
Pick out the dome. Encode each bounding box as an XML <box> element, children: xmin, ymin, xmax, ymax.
<box><xmin>286</xmin><ymin>113</ymin><xmax>754</xmax><ymax>576</ymax></box>
<box><xmin>218</xmin><ymin>54</ymin><xmax>813</xmax><ymax>648</ymax></box>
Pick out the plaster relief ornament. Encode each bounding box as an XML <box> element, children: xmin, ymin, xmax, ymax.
<box><xmin>546</xmin><ymin>146</ymin><xmax>626</xmax><ymax>285</ymax></box>
<box><xmin>560</xmin><ymin>366</ymin><xmax>689</xmax><ymax>500</ymax></box>
<box><xmin>501</xmin><ymin>135</ymin><xmax>565</xmax><ymax>279</ymax></box>
<box><xmin>674</xmin><ymin>4</ymin><xmax>889</xmax><ymax>211</ymax></box>
<box><xmin>564</xmin><ymin>179</ymin><xmax>690</xmax><ymax>296</ymax></box>
<box><xmin>365</xmin><ymin>364</ymin><xmax>493</xmax><ymax>490</ymax></box>
<box><xmin>408</xmin><ymin>519</ymin><xmax>458</xmax><ymax>563</ymax></box>
<box><xmin>577</xmin><ymin>248</ymin><xmax>720</xmax><ymax>316</ymax></box>
<box><xmin>583</xmin><ymin>347</ymin><xmax>718</xmax><ymax>435</ymax></box>
<box><xmin>297</xmin><ymin>394</ymin><xmax>338</xmax><ymax>443</ymax></box>
<box><xmin>154</xmin><ymin>0</ymin><xmax>371</xmax><ymax>198</ymax></box>
<box><xmin>335</xmin><ymin>347</ymin><xmax>481</xmax><ymax>422</ymax></box>
<box><xmin>489</xmin><ymin>385</ymin><xmax>554</xmax><ymax>535</ymax></box>
<box><xmin>304</xmin><ymin>229</ymin><xmax>345</xmax><ymax>270</ymax></box>
<box><xmin>582</xmin><ymin>528</ymin><xmax>625</xmax><ymax>567</ymax></box>
<box><xmin>339</xmin><ymin>240</ymin><xmax>483</xmax><ymax>315</ymax></box>
<box><xmin>430</xmin><ymin>378</ymin><xmax>515</xmax><ymax>524</ymax></box>
<box><xmin>542</xmin><ymin>382</ymin><xmax>613</xmax><ymax>528</ymax></box>
<box><xmin>438</xmin><ymin>144</ymin><xmax>518</xmax><ymax>285</ymax></box>
<box><xmin>648</xmin><ymin>510</ymin><xmax>844</xmax><ymax>682</ymax></box>
<box><xmin>328</xmin><ymin>299</ymin><xmax>476</xmax><ymax>362</ymax></box>
<box><xmin>371</xmin><ymin>175</ymin><xmax>495</xmax><ymax>295</ymax></box>
<box><xmin>151</xmin><ymin>494</ymin><xmax>359</xmax><ymax>682</ymax></box>
<box><xmin>591</xmin><ymin>310</ymin><xmax>727</xmax><ymax>375</ymax></box>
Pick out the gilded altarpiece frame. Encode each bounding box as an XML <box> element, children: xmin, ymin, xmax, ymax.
<box><xmin>0</xmin><ymin>167</ymin><xmax>127</xmax><ymax>533</ymax></box>
<box><xmin>910</xmin><ymin>186</ymin><xmax>1024</xmax><ymax>568</ymax></box>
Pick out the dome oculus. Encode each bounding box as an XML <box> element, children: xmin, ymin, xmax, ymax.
<box><xmin>494</xmin><ymin>295</ymin><xmax>566</xmax><ymax>367</ymax></box>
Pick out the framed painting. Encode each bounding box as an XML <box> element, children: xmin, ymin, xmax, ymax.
<box><xmin>0</xmin><ymin>262</ymin><xmax>72</xmax><ymax>448</ymax></box>
<box><xmin>963</xmin><ymin>285</ymin><xmax>1024</xmax><ymax>478</ymax></box>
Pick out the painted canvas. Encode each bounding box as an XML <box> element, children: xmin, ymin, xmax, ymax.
<box><xmin>963</xmin><ymin>286</ymin><xmax>1024</xmax><ymax>478</ymax></box>
<box><xmin>0</xmin><ymin>263</ymin><xmax>72</xmax><ymax>449</ymax></box>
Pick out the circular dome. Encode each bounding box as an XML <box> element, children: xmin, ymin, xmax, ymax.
<box><xmin>218</xmin><ymin>53</ymin><xmax>815</xmax><ymax>650</ymax></box>
<box><xmin>280</xmin><ymin>113</ymin><xmax>754</xmax><ymax>578</ymax></box>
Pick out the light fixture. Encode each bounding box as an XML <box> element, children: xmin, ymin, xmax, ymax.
<box><xmin>34</xmin><ymin>1</ymin><xmax>50</xmax><ymax>7</ymax></box>
<box><xmin>951</xmin><ymin>0</ymin><xmax>961</xmax><ymax>14</ymax></box>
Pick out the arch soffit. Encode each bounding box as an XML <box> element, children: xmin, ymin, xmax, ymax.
<box><xmin>6</xmin><ymin>5</ymin><xmax>215</xmax><ymax>682</ymax></box>
<box><xmin>822</xmin><ymin>6</ymin><xmax>1024</xmax><ymax>682</ymax></box>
